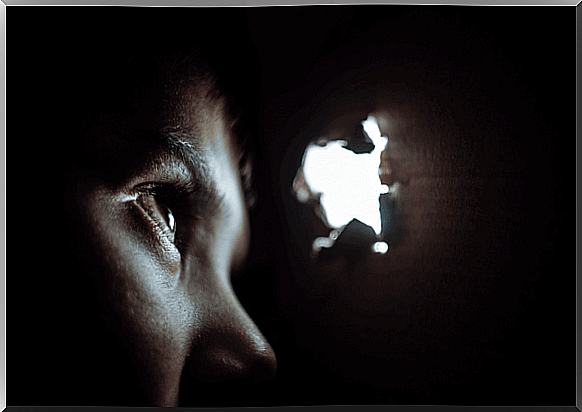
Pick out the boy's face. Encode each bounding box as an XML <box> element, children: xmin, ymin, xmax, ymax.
<box><xmin>69</xmin><ymin>72</ymin><xmax>276</xmax><ymax>406</ymax></box>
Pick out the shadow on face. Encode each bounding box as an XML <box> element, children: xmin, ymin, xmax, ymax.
<box><xmin>13</xmin><ymin>10</ymin><xmax>277</xmax><ymax>407</ymax></box>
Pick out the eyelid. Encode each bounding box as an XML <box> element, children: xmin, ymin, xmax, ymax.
<box><xmin>109</xmin><ymin>148</ymin><xmax>222</xmax><ymax>222</ymax></box>
<box><xmin>134</xmin><ymin>158</ymin><xmax>194</xmax><ymax>190</ymax></box>
<box><xmin>136</xmin><ymin>180</ymin><xmax>214</xmax><ymax>229</ymax></box>
<box><xmin>113</xmin><ymin>156</ymin><xmax>197</xmax><ymax>202</ymax></box>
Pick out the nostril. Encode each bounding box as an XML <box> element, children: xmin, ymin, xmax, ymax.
<box><xmin>177</xmin><ymin>291</ymin><xmax>277</xmax><ymax>406</ymax></box>
<box><xmin>179</xmin><ymin>314</ymin><xmax>277</xmax><ymax>402</ymax></box>
<box><xmin>178</xmin><ymin>341</ymin><xmax>277</xmax><ymax>407</ymax></box>
<box><xmin>251</xmin><ymin>364</ymin><xmax>272</xmax><ymax>383</ymax></box>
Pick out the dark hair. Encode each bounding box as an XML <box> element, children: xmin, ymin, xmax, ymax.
<box><xmin>55</xmin><ymin>25</ymin><xmax>258</xmax><ymax>208</ymax></box>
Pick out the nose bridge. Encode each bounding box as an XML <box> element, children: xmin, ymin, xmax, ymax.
<box><xmin>184</xmin><ymin>280</ymin><xmax>277</xmax><ymax>384</ymax></box>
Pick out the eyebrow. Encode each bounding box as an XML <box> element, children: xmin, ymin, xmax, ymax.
<box><xmin>153</xmin><ymin>130</ymin><xmax>224</xmax><ymax>206</ymax></box>
<box><xmin>163</xmin><ymin>133</ymin><xmax>229</xmax><ymax>219</ymax></box>
<box><xmin>164</xmin><ymin>133</ymin><xmax>212</xmax><ymax>182</ymax></box>
<box><xmin>106</xmin><ymin>126</ymin><xmax>212</xmax><ymax>193</ymax></box>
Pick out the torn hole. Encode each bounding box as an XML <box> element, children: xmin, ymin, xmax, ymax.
<box><xmin>293</xmin><ymin>115</ymin><xmax>393</xmax><ymax>254</ymax></box>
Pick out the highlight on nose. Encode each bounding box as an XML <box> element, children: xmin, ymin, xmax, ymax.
<box><xmin>206</xmin><ymin>328</ymin><xmax>277</xmax><ymax>382</ymax></box>
<box><xmin>184</xmin><ymin>316</ymin><xmax>276</xmax><ymax>382</ymax></box>
<box><xmin>179</xmin><ymin>321</ymin><xmax>277</xmax><ymax>406</ymax></box>
<box><xmin>178</xmin><ymin>293</ymin><xmax>277</xmax><ymax>407</ymax></box>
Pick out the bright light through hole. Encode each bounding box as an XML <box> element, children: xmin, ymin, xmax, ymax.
<box><xmin>373</xmin><ymin>241</ymin><xmax>389</xmax><ymax>254</ymax></box>
<box><xmin>301</xmin><ymin>116</ymin><xmax>388</xmax><ymax>235</ymax></box>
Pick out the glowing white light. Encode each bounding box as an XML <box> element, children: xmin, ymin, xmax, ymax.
<box><xmin>372</xmin><ymin>241</ymin><xmax>389</xmax><ymax>254</ymax></box>
<box><xmin>296</xmin><ymin>187</ymin><xmax>310</xmax><ymax>203</ymax></box>
<box><xmin>313</xmin><ymin>236</ymin><xmax>334</xmax><ymax>250</ymax></box>
<box><xmin>301</xmin><ymin>116</ymin><xmax>388</xmax><ymax>234</ymax></box>
<box><xmin>329</xmin><ymin>229</ymin><xmax>341</xmax><ymax>240</ymax></box>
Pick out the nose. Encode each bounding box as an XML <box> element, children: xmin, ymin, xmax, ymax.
<box><xmin>179</xmin><ymin>285</ymin><xmax>277</xmax><ymax>406</ymax></box>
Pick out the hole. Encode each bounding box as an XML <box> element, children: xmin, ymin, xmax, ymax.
<box><xmin>296</xmin><ymin>115</ymin><xmax>388</xmax><ymax>235</ymax></box>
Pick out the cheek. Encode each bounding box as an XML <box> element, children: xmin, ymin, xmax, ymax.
<box><xmin>114</xmin><ymin>276</ymin><xmax>197</xmax><ymax>406</ymax></box>
<box><xmin>87</xmin><ymin>190</ymin><xmax>199</xmax><ymax>405</ymax></box>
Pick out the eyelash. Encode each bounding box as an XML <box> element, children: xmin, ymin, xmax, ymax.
<box><xmin>136</xmin><ymin>181</ymin><xmax>197</xmax><ymax>208</ymax></box>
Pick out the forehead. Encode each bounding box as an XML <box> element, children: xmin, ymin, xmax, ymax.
<box><xmin>113</xmin><ymin>59</ymin><xmax>226</xmax><ymax>144</ymax></box>
<box><xmin>73</xmin><ymin>58</ymin><xmax>243</xmax><ymax>192</ymax></box>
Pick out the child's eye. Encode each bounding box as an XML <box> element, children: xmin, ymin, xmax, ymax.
<box><xmin>154</xmin><ymin>200</ymin><xmax>177</xmax><ymax>235</ymax></box>
<box><xmin>129</xmin><ymin>179</ymin><xmax>198</xmax><ymax>249</ymax></box>
<box><xmin>135</xmin><ymin>191</ymin><xmax>178</xmax><ymax>244</ymax></box>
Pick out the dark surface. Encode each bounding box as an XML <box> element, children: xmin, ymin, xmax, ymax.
<box><xmin>238</xmin><ymin>5</ymin><xmax>575</xmax><ymax>407</ymax></box>
<box><xmin>11</xmin><ymin>5</ymin><xmax>574</xmax><ymax>407</ymax></box>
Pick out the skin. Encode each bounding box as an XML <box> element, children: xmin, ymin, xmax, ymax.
<box><xmin>64</xmin><ymin>67</ymin><xmax>276</xmax><ymax>407</ymax></box>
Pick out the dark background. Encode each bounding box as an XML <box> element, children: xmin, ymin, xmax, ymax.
<box><xmin>12</xmin><ymin>5</ymin><xmax>575</xmax><ymax>407</ymax></box>
<box><xmin>236</xmin><ymin>6</ymin><xmax>575</xmax><ymax>407</ymax></box>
